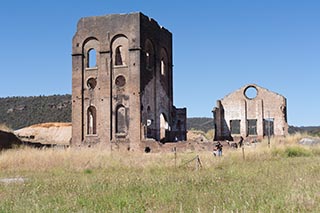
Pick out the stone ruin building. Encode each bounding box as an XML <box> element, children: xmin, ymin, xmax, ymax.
<box><xmin>213</xmin><ymin>84</ymin><xmax>288</xmax><ymax>141</ymax></box>
<box><xmin>71</xmin><ymin>12</ymin><xmax>187</xmax><ymax>150</ymax></box>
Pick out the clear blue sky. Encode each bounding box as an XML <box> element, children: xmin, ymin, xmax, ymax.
<box><xmin>0</xmin><ymin>0</ymin><xmax>319</xmax><ymax>126</ymax></box>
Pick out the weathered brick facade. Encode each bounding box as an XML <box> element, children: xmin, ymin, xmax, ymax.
<box><xmin>71</xmin><ymin>12</ymin><xmax>187</xmax><ymax>150</ymax></box>
<box><xmin>213</xmin><ymin>84</ymin><xmax>288</xmax><ymax>141</ymax></box>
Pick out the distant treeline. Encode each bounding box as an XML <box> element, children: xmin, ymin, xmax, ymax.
<box><xmin>187</xmin><ymin>117</ymin><xmax>214</xmax><ymax>133</ymax></box>
<box><xmin>0</xmin><ymin>95</ymin><xmax>71</xmax><ymax>130</ymax></box>
<box><xmin>0</xmin><ymin>95</ymin><xmax>319</xmax><ymax>136</ymax></box>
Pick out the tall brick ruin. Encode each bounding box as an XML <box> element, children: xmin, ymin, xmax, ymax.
<box><xmin>213</xmin><ymin>84</ymin><xmax>288</xmax><ymax>141</ymax></box>
<box><xmin>71</xmin><ymin>12</ymin><xmax>187</xmax><ymax>150</ymax></box>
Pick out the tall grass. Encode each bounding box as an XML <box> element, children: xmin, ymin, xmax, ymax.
<box><xmin>0</xmin><ymin>134</ymin><xmax>320</xmax><ymax>212</ymax></box>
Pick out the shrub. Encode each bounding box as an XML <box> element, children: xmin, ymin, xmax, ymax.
<box><xmin>284</xmin><ymin>146</ymin><xmax>311</xmax><ymax>157</ymax></box>
<box><xmin>272</xmin><ymin>146</ymin><xmax>312</xmax><ymax>158</ymax></box>
<box><xmin>84</xmin><ymin>169</ymin><xmax>93</xmax><ymax>174</ymax></box>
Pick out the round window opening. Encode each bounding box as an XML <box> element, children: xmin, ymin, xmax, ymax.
<box><xmin>244</xmin><ymin>86</ymin><xmax>258</xmax><ymax>99</ymax></box>
<box><xmin>87</xmin><ymin>78</ymin><xmax>97</xmax><ymax>90</ymax></box>
<box><xmin>115</xmin><ymin>75</ymin><xmax>126</xmax><ymax>87</ymax></box>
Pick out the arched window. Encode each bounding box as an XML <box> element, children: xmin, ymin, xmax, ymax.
<box><xmin>160</xmin><ymin>113</ymin><xmax>168</xmax><ymax>141</ymax></box>
<box><xmin>88</xmin><ymin>49</ymin><xmax>97</xmax><ymax>68</ymax></box>
<box><xmin>161</xmin><ymin>59</ymin><xmax>166</xmax><ymax>76</ymax></box>
<box><xmin>160</xmin><ymin>48</ymin><xmax>168</xmax><ymax>77</ymax></box>
<box><xmin>115</xmin><ymin>46</ymin><xmax>124</xmax><ymax>66</ymax></box>
<box><xmin>87</xmin><ymin>106</ymin><xmax>97</xmax><ymax>135</ymax></box>
<box><xmin>111</xmin><ymin>35</ymin><xmax>128</xmax><ymax>67</ymax></box>
<box><xmin>146</xmin><ymin>52</ymin><xmax>150</xmax><ymax>68</ymax></box>
<box><xmin>83</xmin><ymin>38</ymin><xmax>99</xmax><ymax>69</ymax></box>
<box><xmin>116</xmin><ymin>105</ymin><xmax>127</xmax><ymax>133</ymax></box>
<box><xmin>145</xmin><ymin>40</ymin><xmax>154</xmax><ymax>70</ymax></box>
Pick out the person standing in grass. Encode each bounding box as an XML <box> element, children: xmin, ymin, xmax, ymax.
<box><xmin>216</xmin><ymin>141</ymin><xmax>223</xmax><ymax>156</ymax></box>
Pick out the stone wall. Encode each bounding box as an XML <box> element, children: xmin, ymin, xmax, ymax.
<box><xmin>213</xmin><ymin>84</ymin><xmax>288</xmax><ymax>141</ymax></box>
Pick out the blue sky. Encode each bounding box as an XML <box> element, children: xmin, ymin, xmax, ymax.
<box><xmin>0</xmin><ymin>0</ymin><xmax>319</xmax><ymax>126</ymax></box>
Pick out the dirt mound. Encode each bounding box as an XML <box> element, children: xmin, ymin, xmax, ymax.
<box><xmin>29</xmin><ymin>122</ymin><xmax>71</xmax><ymax>128</ymax></box>
<box><xmin>14</xmin><ymin>122</ymin><xmax>71</xmax><ymax>145</ymax></box>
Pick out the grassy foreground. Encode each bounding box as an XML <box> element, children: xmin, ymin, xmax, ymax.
<box><xmin>1</xmin><ymin>135</ymin><xmax>320</xmax><ymax>212</ymax></box>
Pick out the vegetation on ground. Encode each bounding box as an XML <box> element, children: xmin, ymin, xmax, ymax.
<box><xmin>1</xmin><ymin>134</ymin><xmax>320</xmax><ymax>212</ymax></box>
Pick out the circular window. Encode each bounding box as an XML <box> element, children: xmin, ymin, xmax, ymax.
<box><xmin>115</xmin><ymin>75</ymin><xmax>126</xmax><ymax>87</ymax></box>
<box><xmin>87</xmin><ymin>78</ymin><xmax>97</xmax><ymax>90</ymax></box>
<box><xmin>244</xmin><ymin>86</ymin><xmax>258</xmax><ymax>99</ymax></box>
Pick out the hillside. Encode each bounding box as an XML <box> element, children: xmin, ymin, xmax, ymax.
<box><xmin>0</xmin><ymin>95</ymin><xmax>71</xmax><ymax>130</ymax></box>
<box><xmin>187</xmin><ymin>117</ymin><xmax>214</xmax><ymax>132</ymax></box>
<box><xmin>0</xmin><ymin>95</ymin><xmax>319</xmax><ymax>136</ymax></box>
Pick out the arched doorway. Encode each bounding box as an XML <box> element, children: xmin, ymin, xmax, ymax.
<box><xmin>87</xmin><ymin>106</ymin><xmax>97</xmax><ymax>135</ymax></box>
<box><xmin>160</xmin><ymin>113</ymin><xmax>168</xmax><ymax>142</ymax></box>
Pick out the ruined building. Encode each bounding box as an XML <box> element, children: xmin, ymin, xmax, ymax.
<box><xmin>71</xmin><ymin>12</ymin><xmax>187</xmax><ymax>149</ymax></box>
<box><xmin>213</xmin><ymin>84</ymin><xmax>288</xmax><ymax>141</ymax></box>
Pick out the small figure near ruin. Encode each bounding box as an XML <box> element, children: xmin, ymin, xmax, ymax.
<box><xmin>216</xmin><ymin>141</ymin><xmax>223</xmax><ymax>156</ymax></box>
<box><xmin>213</xmin><ymin>146</ymin><xmax>217</xmax><ymax>156</ymax></box>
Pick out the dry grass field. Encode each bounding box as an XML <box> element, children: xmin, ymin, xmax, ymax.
<box><xmin>1</xmin><ymin>134</ymin><xmax>320</xmax><ymax>212</ymax></box>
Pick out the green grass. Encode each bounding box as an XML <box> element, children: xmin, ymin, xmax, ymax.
<box><xmin>272</xmin><ymin>146</ymin><xmax>313</xmax><ymax>158</ymax></box>
<box><xmin>1</xmin><ymin>142</ymin><xmax>320</xmax><ymax>212</ymax></box>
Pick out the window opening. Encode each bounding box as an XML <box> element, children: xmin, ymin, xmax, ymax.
<box><xmin>244</xmin><ymin>86</ymin><xmax>258</xmax><ymax>99</ymax></box>
<box><xmin>115</xmin><ymin>46</ymin><xmax>124</xmax><ymax>66</ymax></box>
<box><xmin>145</xmin><ymin>147</ymin><xmax>151</xmax><ymax>153</ymax></box>
<box><xmin>264</xmin><ymin>118</ymin><xmax>274</xmax><ymax>136</ymax></box>
<box><xmin>230</xmin><ymin>120</ymin><xmax>241</xmax><ymax>134</ymax></box>
<box><xmin>161</xmin><ymin>59</ymin><xmax>166</xmax><ymax>76</ymax></box>
<box><xmin>160</xmin><ymin>113</ymin><xmax>168</xmax><ymax>141</ymax></box>
<box><xmin>145</xmin><ymin>40</ymin><xmax>154</xmax><ymax>70</ymax></box>
<box><xmin>87</xmin><ymin>78</ymin><xmax>97</xmax><ymax>90</ymax></box>
<box><xmin>146</xmin><ymin>52</ymin><xmax>150</xmax><ymax>68</ymax></box>
<box><xmin>88</xmin><ymin>49</ymin><xmax>97</xmax><ymax>68</ymax></box>
<box><xmin>247</xmin><ymin>119</ymin><xmax>257</xmax><ymax>135</ymax></box>
<box><xmin>116</xmin><ymin>106</ymin><xmax>127</xmax><ymax>133</ymax></box>
<box><xmin>87</xmin><ymin>106</ymin><xmax>97</xmax><ymax>135</ymax></box>
<box><xmin>115</xmin><ymin>75</ymin><xmax>126</xmax><ymax>87</ymax></box>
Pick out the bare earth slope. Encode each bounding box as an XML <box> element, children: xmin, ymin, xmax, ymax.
<box><xmin>14</xmin><ymin>122</ymin><xmax>71</xmax><ymax>145</ymax></box>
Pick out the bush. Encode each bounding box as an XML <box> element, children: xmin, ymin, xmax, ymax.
<box><xmin>284</xmin><ymin>146</ymin><xmax>311</xmax><ymax>157</ymax></box>
<box><xmin>272</xmin><ymin>146</ymin><xmax>312</xmax><ymax>158</ymax></box>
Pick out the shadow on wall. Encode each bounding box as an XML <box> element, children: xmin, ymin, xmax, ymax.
<box><xmin>216</xmin><ymin>118</ymin><xmax>233</xmax><ymax>141</ymax></box>
<box><xmin>213</xmin><ymin>103</ymin><xmax>232</xmax><ymax>141</ymax></box>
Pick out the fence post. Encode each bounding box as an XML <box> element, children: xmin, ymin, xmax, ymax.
<box><xmin>242</xmin><ymin>147</ymin><xmax>245</xmax><ymax>160</ymax></box>
<box><xmin>196</xmin><ymin>155</ymin><xmax>199</xmax><ymax>171</ymax></box>
<box><xmin>195</xmin><ymin>155</ymin><xmax>202</xmax><ymax>171</ymax></box>
<box><xmin>173</xmin><ymin>147</ymin><xmax>177</xmax><ymax>168</ymax></box>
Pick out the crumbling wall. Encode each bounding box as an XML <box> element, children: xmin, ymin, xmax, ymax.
<box><xmin>72</xmin><ymin>12</ymin><xmax>187</xmax><ymax>149</ymax></box>
<box><xmin>213</xmin><ymin>84</ymin><xmax>288</xmax><ymax>141</ymax></box>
